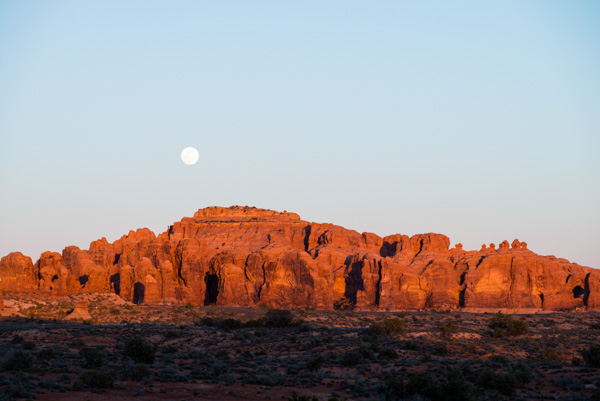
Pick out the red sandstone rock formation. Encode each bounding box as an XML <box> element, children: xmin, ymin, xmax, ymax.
<box><xmin>63</xmin><ymin>299</ymin><xmax>92</xmax><ymax>321</ymax></box>
<box><xmin>0</xmin><ymin>206</ymin><xmax>598</xmax><ymax>311</ymax></box>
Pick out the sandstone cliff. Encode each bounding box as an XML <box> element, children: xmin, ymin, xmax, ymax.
<box><xmin>1</xmin><ymin>206</ymin><xmax>598</xmax><ymax>311</ymax></box>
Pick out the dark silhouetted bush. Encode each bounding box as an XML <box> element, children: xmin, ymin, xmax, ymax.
<box><xmin>164</xmin><ymin>330</ymin><xmax>180</xmax><ymax>338</ymax></box>
<box><xmin>342</xmin><ymin>350</ymin><xmax>364</xmax><ymax>367</ymax></box>
<box><xmin>368</xmin><ymin>318</ymin><xmax>406</xmax><ymax>335</ymax></box>
<box><xmin>218</xmin><ymin>318</ymin><xmax>244</xmax><ymax>330</ymax></box>
<box><xmin>288</xmin><ymin>392</ymin><xmax>318</xmax><ymax>401</ymax></box>
<box><xmin>582</xmin><ymin>345</ymin><xmax>600</xmax><ymax>368</ymax></box>
<box><xmin>383</xmin><ymin>375</ymin><xmax>405</xmax><ymax>401</ymax></box>
<box><xmin>264</xmin><ymin>309</ymin><xmax>294</xmax><ymax>328</ymax></box>
<box><xmin>80</xmin><ymin>347</ymin><xmax>105</xmax><ymax>368</ymax></box>
<box><xmin>306</xmin><ymin>355</ymin><xmax>324</xmax><ymax>372</ymax></box>
<box><xmin>437</xmin><ymin>320</ymin><xmax>458</xmax><ymax>337</ymax></box>
<box><xmin>120</xmin><ymin>361</ymin><xmax>151</xmax><ymax>382</ymax></box>
<box><xmin>22</xmin><ymin>341</ymin><xmax>35</xmax><ymax>350</ymax></box>
<box><xmin>74</xmin><ymin>371</ymin><xmax>115</xmax><ymax>389</ymax></box>
<box><xmin>432</xmin><ymin>342</ymin><xmax>448</xmax><ymax>356</ymax></box>
<box><xmin>476</xmin><ymin>369</ymin><xmax>519</xmax><ymax>396</ymax></box>
<box><xmin>488</xmin><ymin>313</ymin><xmax>528</xmax><ymax>336</ymax></box>
<box><xmin>378</xmin><ymin>348</ymin><xmax>398</xmax><ymax>360</ymax></box>
<box><xmin>122</xmin><ymin>337</ymin><xmax>157</xmax><ymax>364</ymax></box>
<box><xmin>38</xmin><ymin>347</ymin><xmax>55</xmax><ymax>360</ymax></box>
<box><xmin>11</xmin><ymin>335</ymin><xmax>24</xmax><ymax>344</ymax></box>
<box><xmin>490</xmin><ymin>355</ymin><xmax>509</xmax><ymax>364</ymax></box>
<box><xmin>3</xmin><ymin>350</ymin><xmax>33</xmax><ymax>372</ymax></box>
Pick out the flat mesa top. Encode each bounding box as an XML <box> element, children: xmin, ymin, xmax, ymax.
<box><xmin>192</xmin><ymin>206</ymin><xmax>301</xmax><ymax>222</ymax></box>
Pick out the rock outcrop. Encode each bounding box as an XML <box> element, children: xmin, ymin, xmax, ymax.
<box><xmin>0</xmin><ymin>206</ymin><xmax>598</xmax><ymax>311</ymax></box>
<box><xmin>63</xmin><ymin>299</ymin><xmax>92</xmax><ymax>321</ymax></box>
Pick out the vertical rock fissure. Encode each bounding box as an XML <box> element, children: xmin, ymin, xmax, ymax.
<box><xmin>177</xmin><ymin>257</ymin><xmax>187</xmax><ymax>286</ymax></box>
<box><xmin>508</xmin><ymin>257</ymin><xmax>515</xmax><ymax>307</ymax></box>
<box><xmin>583</xmin><ymin>273</ymin><xmax>591</xmax><ymax>307</ymax></box>
<box><xmin>375</xmin><ymin>260</ymin><xmax>383</xmax><ymax>307</ymax></box>
<box><xmin>256</xmin><ymin>262</ymin><xmax>267</xmax><ymax>301</ymax></box>
<box><xmin>303</xmin><ymin>225</ymin><xmax>312</xmax><ymax>253</ymax></box>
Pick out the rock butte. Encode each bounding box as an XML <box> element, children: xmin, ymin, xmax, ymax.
<box><xmin>1</xmin><ymin>206</ymin><xmax>599</xmax><ymax>312</ymax></box>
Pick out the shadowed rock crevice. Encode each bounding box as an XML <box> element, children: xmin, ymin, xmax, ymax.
<box><xmin>78</xmin><ymin>275</ymin><xmax>89</xmax><ymax>289</ymax></box>
<box><xmin>583</xmin><ymin>273</ymin><xmax>591</xmax><ymax>306</ymax></box>
<box><xmin>459</xmin><ymin>285</ymin><xmax>466</xmax><ymax>307</ymax></box>
<box><xmin>110</xmin><ymin>273</ymin><xmax>120</xmax><ymax>295</ymax></box>
<box><xmin>204</xmin><ymin>273</ymin><xmax>219</xmax><ymax>305</ymax></box>
<box><xmin>344</xmin><ymin>260</ymin><xmax>365</xmax><ymax>306</ymax></box>
<box><xmin>375</xmin><ymin>260</ymin><xmax>383</xmax><ymax>306</ymax></box>
<box><xmin>303</xmin><ymin>225</ymin><xmax>312</xmax><ymax>253</ymax></box>
<box><xmin>133</xmin><ymin>282</ymin><xmax>145</xmax><ymax>305</ymax></box>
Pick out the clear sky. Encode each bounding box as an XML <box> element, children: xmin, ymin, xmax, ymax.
<box><xmin>1</xmin><ymin>1</ymin><xmax>599</xmax><ymax>268</ymax></box>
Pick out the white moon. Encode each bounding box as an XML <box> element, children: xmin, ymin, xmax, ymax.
<box><xmin>181</xmin><ymin>147</ymin><xmax>199</xmax><ymax>165</ymax></box>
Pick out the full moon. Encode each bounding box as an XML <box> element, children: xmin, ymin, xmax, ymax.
<box><xmin>181</xmin><ymin>147</ymin><xmax>199</xmax><ymax>165</ymax></box>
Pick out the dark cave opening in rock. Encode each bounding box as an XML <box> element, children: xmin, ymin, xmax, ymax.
<box><xmin>573</xmin><ymin>285</ymin><xmax>585</xmax><ymax>298</ymax></box>
<box><xmin>133</xmin><ymin>282</ymin><xmax>145</xmax><ymax>305</ymax></box>
<box><xmin>110</xmin><ymin>273</ymin><xmax>120</xmax><ymax>295</ymax></box>
<box><xmin>78</xmin><ymin>275</ymin><xmax>89</xmax><ymax>289</ymax></box>
<box><xmin>204</xmin><ymin>273</ymin><xmax>219</xmax><ymax>305</ymax></box>
<box><xmin>459</xmin><ymin>288</ymin><xmax>466</xmax><ymax>307</ymax></box>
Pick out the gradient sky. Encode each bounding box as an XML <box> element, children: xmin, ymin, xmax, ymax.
<box><xmin>1</xmin><ymin>1</ymin><xmax>599</xmax><ymax>268</ymax></box>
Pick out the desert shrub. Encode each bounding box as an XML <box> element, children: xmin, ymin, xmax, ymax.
<box><xmin>488</xmin><ymin>313</ymin><xmax>528</xmax><ymax>336</ymax></box>
<box><xmin>196</xmin><ymin>317</ymin><xmax>217</xmax><ymax>327</ymax></box>
<box><xmin>122</xmin><ymin>337</ymin><xmax>157</xmax><ymax>364</ymax></box>
<box><xmin>490</xmin><ymin>355</ymin><xmax>509</xmax><ymax>364</ymax></box>
<box><xmin>382</xmin><ymin>375</ymin><xmax>405</xmax><ymax>401</ymax></box>
<box><xmin>157</xmin><ymin>366</ymin><xmax>187</xmax><ymax>382</ymax></box>
<box><xmin>437</xmin><ymin>320</ymin><xmax>458</xmax><ymax>337</ymax></box>
<box><xmin>476</xmin><ymin>369</ymin><xmax>519</xmax><ymax>396</ymax></box>
<box><xmin>368</xmin><ymin>318</ymin><xmax>406</xmax><ymax>335</ymax></box>
<box><xmin>510</xmin><ymin>361</ymin><xmax>532</xmax><ymax>387</ymax></box>
<box><xmin>590</xmin><ymin>322</ymin><xmax>600</xmax><ymax>330</ymax></box>
<box><xmin>80</xmin><ymin>346</ymin><xmax>105</xmax><ymax>368</ymax></box>
<box><xmin>74</xmin><ymin>371</ymin><xmax>114</xmax><ymax>389</ymax></box>
<box><xmin>11</xmin><ymin>335</ymin><xmax>24</xmax><ymax>344</ymax></box>
<box><xmin>543</xmin><ymin>347</ymin><xmax>560</xmax><ymax>362</ymax></box>
<box><xmin>218</xmin><ymin>318</ymin><xmax>244</xmax><ymax>330</ymax></box>
<box><xmin>243</xmin><ymin>319</ymin><xmax>264</xmax><ymax>328</ymax></box>
<box><xmin>263</xmin><ymin>309</ymin><xmax>294</xmax><ymax>328</ymax></box>
<box><xmin>164</xmin><ymin>330</ymin><xmax>180</xmax><ymax>339</ymax></box>
<box><xmin>378</xmin><ymin>348</ymin><xmax>398</xmax><ymax>360</ymax></box>
<box><xmin>306</xmin><ymin>355</ymin><xmax>324</xmax><ymax>372</ymax></box>
<box><xmin>404</xmin><ymin>341</ymin><xmax>417</xmax><ymax>350</ymax></box>
<box><xmin>119</xmin><ymin>362</ymin><xmax>151</xmax><ymax>382</ymax></box>
<box><xmin>405</xmin><ymin>372</ymin><xmax>437</xmax><ymax>398</ymax></box>
<box><xmin>38</xmin><ymin>347</ymin><xmax>55</xmax><ymax>360</ymax></box>
<box><xmin>492</xmin><ymin>328</ymin><xmax>505</xmax><ymax>338</ymax></box>
<box><xmin>288</xmin><ymin>392</ymin><xmax>318</xmax><ymax>401</ymax></box>
<box><xmin>160</xmin><ymin>345</ymin><xmax>179</xmax><ymax>354</ymax></box>
<box><xmin>22</xmin><ymin>341</ymin><xmax>35</xmax><ymax>350</ymax></box>
<box><xmin>582</xmin><ymin>345</ymin><xmax>600</xmax><ymax>368</ymax></box>
<box><xmin>432</xmin><ymin>342</ymin><xmax>448</xmax><ymax>356</ymax></box>
<box><xmin>342</xmin><ymin>350</ymin><xmax>364</xmax><ymax>367</ymax></box>
<box><xmin>2</xmin><ymin>350</ymin><xmax>33</xmax><ymax>372</ymax></box>
<box><xmin>2</xmin><ymin>380</ymin><xmax>35</xmax><ymax>400</ymax></box>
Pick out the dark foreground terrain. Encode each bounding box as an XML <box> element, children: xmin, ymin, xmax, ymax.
<box><xmin>1</xmin><ymin>294</ymin><xmax>600</xmax><ymax>401</ymax></box>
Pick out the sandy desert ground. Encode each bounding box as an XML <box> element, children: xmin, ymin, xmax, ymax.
<box><xmin>1</xmin><ymin>294</ymin><xmax>600</xmax><ymax>401</ymax></box>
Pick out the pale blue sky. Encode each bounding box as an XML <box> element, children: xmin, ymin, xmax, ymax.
<box><xmin>1</xmin><ymin>1</ymin><xmax>599</xmax><ymax>268</ymax></box>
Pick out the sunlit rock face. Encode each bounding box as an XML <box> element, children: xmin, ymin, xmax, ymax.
<box><xmin>1</xmin><ymin>206</ymin><xmax>598</xmax><ymax>311</ymax></box>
